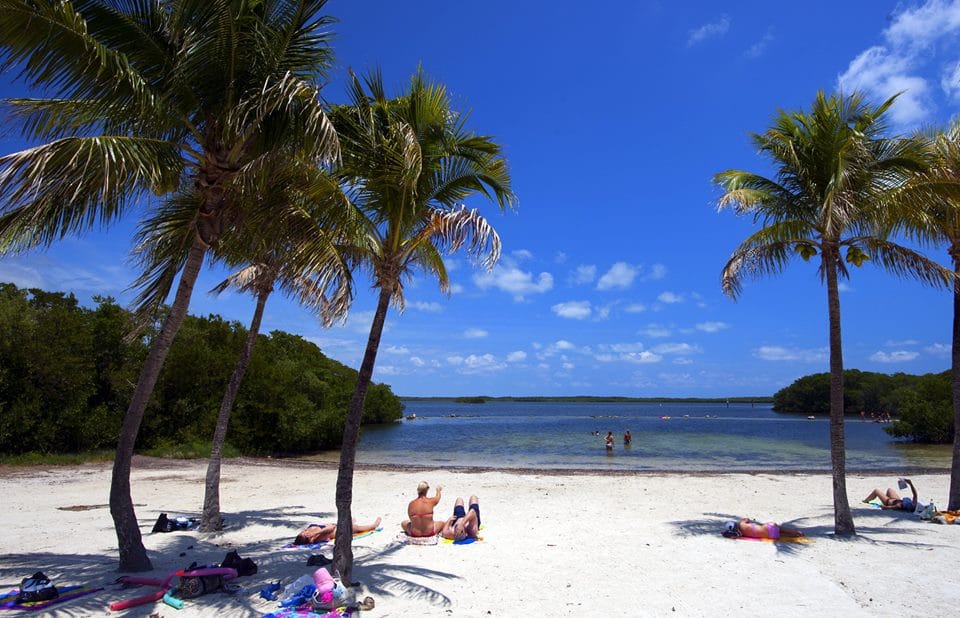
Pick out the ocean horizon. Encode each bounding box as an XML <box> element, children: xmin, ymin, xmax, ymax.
<box><xmin>304</xmin><ymin>400</ymin><xmax>953</xmax><ymax>473</ymax></box>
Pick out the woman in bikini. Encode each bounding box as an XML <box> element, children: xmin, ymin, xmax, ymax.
<box><xmin>723</xmin><ymin>518</ymin><xmax>804</xmax><ymax>539</ymax></box>
<box><xmin>401</xmin><ymin>481</ymin><xmax>445</xmax><ymax>537</ymax></box>
<box><xmin>294</xmin><ymin>517</ymin><xmax>382</xmax><ymax>544</ymax></box>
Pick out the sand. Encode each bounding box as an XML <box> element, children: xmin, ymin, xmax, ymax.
<box><xmin>1</xmin><ymin>457</ymin><xmax>958</xmax><ymax>617</ymax></box>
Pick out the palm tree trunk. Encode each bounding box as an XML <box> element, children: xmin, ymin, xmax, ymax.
<box><xmin>949</xmin><ymin>253</ymin><xmax>960</xmax><ymax>511</ymax></box>
<box><xmin>333</xmin><ymin>284</ymin><xmax>392</xmax><ymax>585</ymax></box>
<box><xmin>110</xmin><ymin>238</ymin><xmax>206</xmax><ymax>571</ymax></box>
<box><xmin>200</xmin><ymin>287</ymin><xmax>271</xmax><ymax>532</ymax></box>
<box><xmin>824</xmin><ymin>248</ymin><xmax>855</xmax><ymax>535</ymax></box>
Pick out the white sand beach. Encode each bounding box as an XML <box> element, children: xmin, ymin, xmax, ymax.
<box><xmin>1</xmin><ymin>457</ymin><xmax>958</xmax><ymax>617</ymax></box>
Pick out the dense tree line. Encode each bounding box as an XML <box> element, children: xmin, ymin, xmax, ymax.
<box><xmin>0</xmin><ymin>283</ymin><xmax>403</xmax><ymax>456</ymax></box>
<box><xmin>773</xmin><ymin>369</ymin><xmax>953</xmax><ymax>443</ymax></box>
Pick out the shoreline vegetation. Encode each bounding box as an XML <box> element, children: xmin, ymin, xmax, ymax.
<box><xmin>415</xmin><ymin>395</ymin><xmax>775</xmax><ymax>404</ymax></box>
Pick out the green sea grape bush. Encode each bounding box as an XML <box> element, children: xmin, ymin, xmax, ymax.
<box><xmin>0</xmin><ymin>283</ymin><xmax>403</xmax><ymax>456</ymax></box>
<box><xmin>773</xmin><ymin>368</ymin><xmax>954</xmax><ymax>443</ymax></box>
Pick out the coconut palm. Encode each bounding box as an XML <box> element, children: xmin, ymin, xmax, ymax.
<box><xmin>0</xmin><ymin>0</ymin><xmax>338</xmax><ymax>571</ymax></box>
<box><xmin>906</xmin><ymin>120</ymin><xmax>960</xmax><ymax>510</ymax></box>
<box><xmin>196</xmin><ymin>169</ymin><xmax>355</xmax><ymax>532</ymax></box>
<box><xmin>715</xmin><ymin>91</ymin><xmax>951</xmax><ymax>535</ymax></box>
<box><xmin>327</xmin><ymin>69</ymin><xmax>516</xmax><ymax>583</ymax></box>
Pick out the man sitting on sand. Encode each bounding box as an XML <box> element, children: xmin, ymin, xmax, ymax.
<box><xmin>441</xmin><ymin>495</ymin><xmax>481</xmax><ymax>541</ymax></box>
<box><xmin>863</xmin><ymin>478</ymin><xmax>918</xmax><ymax>511</ymax></box>
<box><xmin>402</xmin><ymin>481</ymin><xmax>445</xmax><ymax>537</ymax></box>
<box><xmin>723</xmin><ymin>518</ymin><xmax>804</xmax><ymax>540</ymax></box>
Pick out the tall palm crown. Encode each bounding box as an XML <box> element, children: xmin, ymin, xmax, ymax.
<box><xmin>0</xmin><ymin>0</ymin><xmax>339</xmax><ymax>571</ymax></box>
<box><xmin>328</xmin><ymin>68</ymin><xmax>516</xmax><ymax>584</ymax></box>
<box><xmin>716</xmin><ymin>91</ymin><xmax>950</xmax><ymax>535</ymax></box>
<box><xmin>332</xmin><ymin>69</ymin><xmax>515</xmax><ymax>302</ymax></box>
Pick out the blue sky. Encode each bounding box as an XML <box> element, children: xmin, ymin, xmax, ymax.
<box><xmin>3</xmin><ymin>0</ymin><xmax>960</xmax><ymax>397</ymax></box>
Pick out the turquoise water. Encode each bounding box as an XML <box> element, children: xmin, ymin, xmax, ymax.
<box><xmin>329</xmin><ymin>401</ymin><xmax>953</xmax><ymax>472</ymax></box>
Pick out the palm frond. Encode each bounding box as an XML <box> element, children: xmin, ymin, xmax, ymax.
<box><xmin>0</xmin><ymin>135</ymin><xmax>182</xmax><ymax>252</ymax></box>
<box><xmin>0</xmin><ymin>0</ymin><xmax>164</xmax><ymax>122</ymax></box>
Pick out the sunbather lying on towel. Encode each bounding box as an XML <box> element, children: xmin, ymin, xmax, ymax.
<box><xmin>723</xmin><ymin>518</ymin><xmax>805</xmax><ymax>539</ymax></box>
<box><xmin>294</xmin><ymin>517</ymin><xmax>381</xmax><ymax>545</ymax></box>
<box><xmin>863</xmin><ymin>478</ymin><xmax>918</xmax><ymax>511</ymax></box>
<box><xmin>440</xmin><ymin>495</ymin><xmax>481</xmax><ymax>541</ymax></box>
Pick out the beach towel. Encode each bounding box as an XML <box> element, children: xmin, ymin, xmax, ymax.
<box><xmin>283</xmin><ymin>527</ymin><xmax>382</xmax><ymax>550</ymax></box>
<box><xmin>728</xmin><ymin>535</ymin><xmax>811</xmax><ymax>544</ymax></box>
<box><xmin>0</xmin><ymin>585</ymin><xmax>102</xmax><ymax>611</ymax></box>
<box><xmin>263</xmin><ymin>607</ymin><xmax>352</xmax><ymax>618</ymax></box>
<box><xmin>931</xmin><ymin>510</ymin><xmax>960</xmax><ymax>525</ymax></box>
<box><xmin>441</xmin><ymin>525</ymin><xmax>485</xmax><ymax>545</ymax></box>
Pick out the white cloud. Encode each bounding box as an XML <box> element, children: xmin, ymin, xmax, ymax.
<box><xmin>926</xmin><ymin>342</ymin><xmax>950</xmax><ymax>355</ymax></box>
<box><xmin>870</xmin><ymin>350</ymin><xmax>920</xmax><ymax>363</ymax></box>
<box><xmin>652</xmin><ymin>342</ymin><xmax>701</xmax><ymax>355</ymax></box>
<box><xmin>410</xmin><ymin>356</ymin><xmax>426</xmax><ymax>367</ymax></box>
<box><xmin>744</xmin><ymin>30</ymin><xmax>774</xmax><ymax>59</ymax></box>
<box><xmin>561</xmin><ymin>362</ymin><xmax>575</xmax><ymax>370</ymax></box>
<box><xmin>625</xmin><ymin>303</ymin><xmax>647</xmax><ymax>313</ymax></box>
<box><xmin>554</xmin><ymin>340</ymin><xmax>576</xmax><ymax>351</ymax></box>
<box><xmin>552</xmin><ymin>300</ymin><xmax>592</xmax><ymax>320</ymax></box>
<box><xmin>622</xmin><ymin>351</ymin><xmax>662</xmax><ymax>364</ymax></box>
<box><xmin>450</xmin><ymin>282</ymin><xmax>465</xmax><ymax>294</ymax></box>
<box><xmin>464</xmin><ymin>328</ymin><xmax>488</xmax><ymax>339</ymax></box>
<box><xmin>474</xmin><ymin>265</ymin><xmax>553</xmax><ymax>300</ymax></box>
<box><xmin>838</xmin><ymin>0</ymin><xmax>960</xmax><ymax>126</ymax></box>
<box><xmin>409</xmin><ymin>301</ymin><xmax>442</xmax><ymax>312</ymax></box>
<box><xmin>885</xmin><ymin>339</ymin><xmax>919</xmax><ymax>347</ymax></box>
<box><xmin>507</xmin><ymin>350</ymin><xmax>527</xmax><ymax>362</ymax></box>
<box><xmin>673</xmin><ymin>358</ymin><xmax>694</xmax><ymax>365</ymax></box>
<box><xmin>687</xmin><ymin>15</ymin><xmax>730</xmax><ymax>47</ymax></box>
<box><xmin>638</xmin><ymin>323</ymin><xmax>671</xmax><ymax>338</ymax></box>
<box><xmin>457</xmin><ymin>353</ymin><xmax>506</xmax><ymax>374</ymax></box>
<box><xmin>597</xmin><ymin>262</ymin><xmax>637</xmax><ymax>290</ymax></box>
<box><xmin>642</xmin><ymin>263</ymin><xmax>668</xmax><ymax>281</ymax></box>
<box><xmin>754</xmin><ymin>345</ymin><xmax>827</xmax><ymax>362</ymax></box>
<box><xmin>384</xmin><ymin>345</ymin><xmax>409</xmax><ymax>355</ymax></box>
<box><xmin>695</xmin><ymin>321</ymin><xmax>729</xmax><ymax>333</ymax></box>
<box><xmin>512</xmin><ymin>249</ymin><xmax>533</xmax><ymax>261</ymax></box>
<box><xmin>657</xmin><ymin>291</ymin><xmax>683</xmax><ymax>304</ymax></box>
<box><xmin>554</xmin><ymin>251</ymin><xmax>568</xmax><ymax>264</ymax></box>
<box><xmin>570</xmin><ymin>264</ymin><xmax>596</xmax><ymax>285</ymax></box>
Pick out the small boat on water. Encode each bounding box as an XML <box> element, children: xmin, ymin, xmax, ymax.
<box><xmin>405</xmin><ymin>413</ymin><xmax>417</xmax><ymax>420</ymax></box>
<box><xmin>807</xmin><ymin>415</ymin><xmax>815</xmax><ymax>420</ymax></box>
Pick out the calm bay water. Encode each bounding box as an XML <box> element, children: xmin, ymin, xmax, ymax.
<box><xmin>316</xmin><ymin>401</ymin><xmax>953</xmax><ymax>472</ymax></box>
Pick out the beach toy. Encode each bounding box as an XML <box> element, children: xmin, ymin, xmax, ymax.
<box><xmin>108</xmin><ymin>567</ymin><xmax>237</xmax><ymax>611</ymax></box>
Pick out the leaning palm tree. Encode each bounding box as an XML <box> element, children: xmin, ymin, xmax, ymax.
<box><xmin>715</xmin><ymin>91</ymin><xmax>951</xmax><ymax>535</ymax></box>
<box><xmin>0</xmin><ymin>0</ymin><xmax>338</xmax><ymax>571</ymax></box>
<box><xmin>196</xmin><ymin>169</ymin><xmax>356</xmax><ymax>532</ymax></box>
<box><xmin>327</xmin><ymin>69</ymin><xmax>516</xmax><ymax>584</ymax></box>
<box><xmin>906</xmin><ymin>119</ymin><xmax>960</xmax><ymax>510</ymax></box>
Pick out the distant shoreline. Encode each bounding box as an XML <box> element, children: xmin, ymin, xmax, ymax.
<box><xmin>400</xmin><ymin>395</ymin><xmax>775</xmax><ymax>404</ymax></box>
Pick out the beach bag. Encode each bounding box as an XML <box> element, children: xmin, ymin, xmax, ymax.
<box><xmin>221</xmin><ymin>550</ymin><xmax>258</xmax><ymax>577</ymax></box>
<box><xmin>16</xmin><ymin>571</ymin><xmax>58</xmax><ymax>603</ymax></box>
<box><xmin>175</xmin><ymin>572</ymin><xmax>224</xmax><ymax>599</ymax></box>
<box><xmin>917</xmin><ymin>502</ymin><xmax>937</xmax><ymax>520</ymax></box>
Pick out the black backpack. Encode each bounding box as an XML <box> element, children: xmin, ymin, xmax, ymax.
<box><xmin>16</xmin><ymin>572</ymin><xmax>58</xmax><ymax>603</ymax></box>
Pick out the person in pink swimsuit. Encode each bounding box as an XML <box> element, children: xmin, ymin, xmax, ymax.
<box><xmin>723</xmin><ymin>518</ymin><xmax>804</xmax><ymax>539</ymax></box>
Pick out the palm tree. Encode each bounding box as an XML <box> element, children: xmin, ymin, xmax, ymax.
<box><xmin>196</xmin><ymin>168</ymin><xmax>355</xmax><ymax>532</ymax></box>
<box><xmin>328</xmin><ymin>69</ymin><xmax>516</xmax><ymax>584</ymax></box>
<box><xmin>0</xmin><ymin>0</ymin><xmax>338</xmax><ymax>571</ymax></box>
<box><xmin>908</xmin><ymin>120</ymin><xmax>960</xmax><ymax>510</ymax></box>
<box><xmin>715</xmin><ymin>91</ymin><xmax>951</xmax><ymax>535</ymax></box>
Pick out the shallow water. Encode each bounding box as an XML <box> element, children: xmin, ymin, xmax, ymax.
<box><xmin>311</xmin><ymin>401</ymin><xmax>953</xmax><ymax>472</ymax></box>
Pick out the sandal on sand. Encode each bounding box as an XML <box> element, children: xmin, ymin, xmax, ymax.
<box><xmin>306</xmin><ymin>554</ymin><xmax>331</xmax><ymax>567</ymax></box>
<box><xmin>354</xmin><ymin>596</ymin><xmax>375</xmax><ymax>611</ymax></box>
